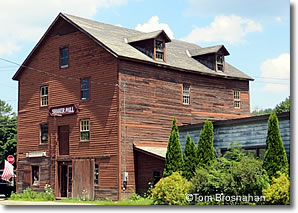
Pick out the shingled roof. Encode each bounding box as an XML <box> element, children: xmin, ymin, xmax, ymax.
<box><xmin>188</xmin><ymin>45</ymin><xmax>230</xmax><ymax>57</ymax></box>
<box><xmin>13</xmin><ymin>13</ymin><xmax>253</xmax><ymax>81</ymax></box>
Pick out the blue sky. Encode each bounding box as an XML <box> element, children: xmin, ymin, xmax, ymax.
<box><xmin>0</xmin><ymin>0</ymin><xmax>291</xmax><ymax>113</ymax></box>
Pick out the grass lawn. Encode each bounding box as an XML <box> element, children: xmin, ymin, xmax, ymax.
<box><xmin>55</xmin><ymin>198</ymin><xmax>153</xmax><ymax>205</ymax></box>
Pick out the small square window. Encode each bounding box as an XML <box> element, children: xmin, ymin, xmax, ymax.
<box><xmin>60</xmin><ymin>47</ymin><xmax>69</xmax><ymax>68</ymax></box>
<box><xmin>40</xmin><ymin>123</ymin><xmax>48</xmax><ymax>144</ymax></box>
<box><xmin>40</xmin><ymin>86</ymin><xmax>48</xmax><ymax>107</ymax></box>
<box><xmin>183</xmin><ymin>84</ymin><xmax>190</xmax><ymax>105</ymax></box>
<box><xmin>234</xmin><ymin>100</ymin><xmax>240</xmax><ymax>109</ymax></box>
<box><xmin>80</xmin><ymin>120</ymin><xmax>90</xmax><ymax>141</ymax></box>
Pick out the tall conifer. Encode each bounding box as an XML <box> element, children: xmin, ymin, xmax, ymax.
<box><xmin>182</xmin><ymin>134</ymin><xmax>197</xmax><ymax>180</ymax></box>
<box><xmin>263</xmin><ymin>113</ymin><xmax>288</xmax><ymax>179</ymax></box>
<box><xmin>163</xmin><ymin>118</ymin><xmax>183</xmax><ymax>177</ymax></box>
<box><xmin>197</xmin><ymin>120</ymin><xmax>216</xmax><ymax>169</ymax></box>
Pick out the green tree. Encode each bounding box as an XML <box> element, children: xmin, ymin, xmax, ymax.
<box><xmin>0</xmin><ymin>99</ymin><xmax>17</xmax><ymax>168</ymax></box>
<box><xmin>163</xmin><ymin>118</ymin><xmax>183</xmax><ymax>177</ymax></box>
<box><xmin>182</xmin><ymin>134</ymin><xmax>197</xmax><ymax>180</ymax></box>
<box><xmin>197</xmin><ymin>120</ymin><xmax>216</xmax><ymax>169</ymax></box>
<box><xmin>263</xmin><ymin>113</ymin><xmax>288</xmax><ymax>179</ymax></box>
<box><xmin>274</xmin><ymin>96</ymin><xmax>290</xmax><ymax>113</ymax></box>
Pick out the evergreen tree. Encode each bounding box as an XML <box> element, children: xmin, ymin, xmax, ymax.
<box><xmin>263</xmin><ymin>113</ymin><xmax>288</xmax><ymax>179</ymax></box>
<box><xmin>163</xmin><ymin>117</ymin><xmax>183</xmax><ymax>177</ymax></box>
<box><xmin>182</xmin><ymin>134</ymin><xmax>197</xmax><ymax>180</ymax></box>
<box><xmin>197</xmin><ymin>120</ymin><xmax>216</xmax><ymax>169</ymax></box>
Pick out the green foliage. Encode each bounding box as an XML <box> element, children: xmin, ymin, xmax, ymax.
<box><xmin>182</xmin><ymin>134</ymin><xmax>197</xmax><ymax>180</ymax></box>
<box><xmin>274</xmin><ymin>96</ymin><xmax>290</xmax><ymax>113</ymax></box>
<box><xmin>9</xmin><ymin>185</ymin><xmax>55</xmax><ymax>201</ymax></box>
<box><xmin>152</xmin><ymin>172</ymin><xmax>191</xmax><ymax>205</ymax></box>
<box><xmin>251</xmin><ymin>96</ymin><xmax>290</xmax><ymax>115</ymax></box>
<box><xmin>163</xmin><ymin>118</ymin><xmax>183</xmax><ymax>177</ymax></box>
<box><xmin>197</xmin><ymin>120</ymin><xmax>216</xmax><ymax>169</ymax></box>
<box><xmin>263</xmin><ymin>113</ymin><xmax>288</xmax><ymax>180</ymax></box>
<box><xmin>0</xmin><ymin>99</ymin><xmax>17</xmax><ymax>168</ymax></box>
<box><xmin>263</xmin><ymin>171</ymin><xmax>290</xmax><ymax>205</ymax></box>
<box><xmin>190</xmin><ymin>146</ymin><xmax>270</xmax><ymax>205</ymax></box>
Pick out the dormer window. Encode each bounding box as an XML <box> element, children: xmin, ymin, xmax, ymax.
<box><xmin>155</xmin><ymin>40</ymin><xmax>164</xmax><ymax>60</ymax></box>
<box><xmin>127</xmin><ymin>30</ymin><xmax>171</xmax><ymax>62</ymax></box>
<box><xmin>189</xmin><ymin>45</ymin><xmax>229</xmax><ymax>72</ymax></box>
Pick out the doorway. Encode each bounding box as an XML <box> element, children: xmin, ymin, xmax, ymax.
<box><xmin>58</xmin><ymin>125</ymin><xmax>69</xmax><ymax>155</ymax></box>
<box><xmin>58</xmin><ymin>162</ymin><xmax>72</xmax><ymax>197</ymax></box>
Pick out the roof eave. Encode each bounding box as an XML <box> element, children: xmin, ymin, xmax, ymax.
<box><xmin>118</xmin><ymin>55</ymin><xmax>254</xmax><ymax>81</ymax></box>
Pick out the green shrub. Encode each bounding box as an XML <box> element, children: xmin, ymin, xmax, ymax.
<box><xmin>190</xmin><ymin>146</ymin><xmax>269</xmax><ymax>205</ymax></box>
<box><xmin>152</xmin><ymin>172</ymin><xmax>191</xmax><ymax>205</ymax></box>
<box><xmin>9</xmin><ymin>184</ymin><xmax>55</xmax><ymax>201</ymax></box>
<box><xmin>163</xmin><ymin>118</ymin><xmax>184</xmax><ymax>177</ymax></box>
<box><xmin>263</xmin><ymin>171</ymin><xmax>290</xmax><ymax>205</ymax></box>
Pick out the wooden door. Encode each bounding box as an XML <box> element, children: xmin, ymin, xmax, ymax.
<box><xmin>58</xmin><ymin>125</ymin><xmax>69</xmax><ymax>155</ymax></box>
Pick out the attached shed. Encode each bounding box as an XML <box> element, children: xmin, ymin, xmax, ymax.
<box><xmin>179</xmin><ymin>112</ymin><xmax>290</xmax><ymax>161</ymax></box>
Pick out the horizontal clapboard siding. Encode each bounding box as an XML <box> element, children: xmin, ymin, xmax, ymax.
<box><xmin>118</xmin><ymin>59</ymin><xmax>251</xmax><ymax>194</ymax></box>
<box><xmin>179</xmin><ymin>112</ymin><xmax>290</xmax><ymax>161</ymax></box>
<box><xmin>17</xmin><ymin>23</ymin><xmax>120</xmax><ymax>199</ymax></box>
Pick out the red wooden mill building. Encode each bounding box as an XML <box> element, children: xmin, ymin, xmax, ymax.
<box><xmin>13</xmin><ymin>13</ymin><xmax>253</xmax><ymax>200</ymax></box>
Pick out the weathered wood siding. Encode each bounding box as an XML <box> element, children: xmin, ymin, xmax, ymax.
<box><xmin>119</xmin><ymin>59</ymin><xmax>250</xmax><ymax>195</ymax></box>
<box><xmin>179</xmin><ymin>112</ymin><xmax>290</xmax><ymax>160</ymax></box>
<box><xmin>134</xmin><ymin>150</ymin><xmax>165</xmax><ymax>195</ymax></box>
<box><xmin>16</xmin><ymin>19</ymin><xmax>120</xmax><ymax>199</ymax></box>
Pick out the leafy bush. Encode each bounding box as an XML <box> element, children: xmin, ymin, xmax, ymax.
<box><xmin>152</xmin><ymin>172</ymin><xmax>191</xmax><ymax>205</ymax></box>
<box><xmin>9</xmin><ymin>184</ymin><xmax>55</xmax><ymax>201</ymax></box>
<box><xmin>263</xmin><ymin>171</ymin><xmax>290</xmax><ymax>205</ymax></box>
<box><xmin>190</xmin><ymin>145</ymin><xmax>269</xmax><ymax>205</ymax></box>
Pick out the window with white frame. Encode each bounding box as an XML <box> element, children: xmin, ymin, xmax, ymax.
<box><xmin>40</xmin><ymin>86</ymin><xmax>48</xmax><ymax>107</ymax></box>
<box><xmin>234</xmin><ymin>91</ymin><xmax>240</xmax><ymax>109</ymax></box>
<box><xmin>183</xmin><ymin>84</ymin><xmax>190</xmax><ymax>105</ymax></box>
<box><xmin>80</xmin><ymin>120</ymin><xmax>90</xmax><ymax>141</ymax></box>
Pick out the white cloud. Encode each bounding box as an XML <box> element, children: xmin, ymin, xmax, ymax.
<box><xmin>260</xmin><ymin>53</ymin><xmax>290</xmax><ymax>92</ymax></box>
<box><xmin>181</xmin><ymin>15</ymin><xmax>262</xmax><ymax>44</ymax></box>
<box><xmin>0</xmin><ymin>0</ymin><xmax>130</xmax><ymax>56</ymax></box>
<box><xmin>275</xmin><ymin>16</ymin><xmax>282</xmax><ymax>22</ymax></box>
<box><xmin>135</xmin><ymin>16</ymin><xmax>174</xmax><ymax>39</ymax></box>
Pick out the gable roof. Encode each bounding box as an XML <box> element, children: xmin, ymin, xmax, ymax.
<box><xmin>189</xmin><ymin>45</ymin><xmax>230</xmax><ymax>57</ymax></box>
<box><xmin>13</xmin><ymin>13</ymin><xmax>253</xmax><ymax>81</ymax></box>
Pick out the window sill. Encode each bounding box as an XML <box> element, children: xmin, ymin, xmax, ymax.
<box><xmin>60</xmin><ymin>65</ymin><xmax>69</xmax><ymax>69</ymax></box>
<box><xmin>39</xmin><ymin>143</ymin><xmax>48</xmax><ymax>146</ymax></box>
<box><xmin>79</xmin><ymin>140</ymin><xmax>90</xmax><ymax>143</ymax></box>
